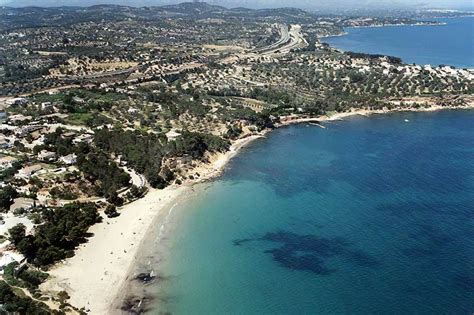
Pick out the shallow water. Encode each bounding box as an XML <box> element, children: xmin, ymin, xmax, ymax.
<box><xmin>154</xmin><ymin>110</ymin><xmax>474</xmax><ymax>314</ymax></box>
<box><xmin>323</xmin><ymin>17</ymin><xmax>474</xmax><ymax>68</ymax></box>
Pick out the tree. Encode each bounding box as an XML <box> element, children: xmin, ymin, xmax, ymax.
<box><xmin>57</xmin><ymin>291</ymin><xmax>70</xmax><ymax>305</ymax></box>
<box><xmin>104</xmin><ymin>205</ymin><xmax>119</xmax><ymax>218</ymax></box>
<box><xmin>226</xmin><ymin>125</ymin><xmax>242</xmax><ymax>139</ymax></box>
<box><xmin>127</xmin><ymin>185</ymin><xmax>144</xmax><ymax>199</ymax></box>
<box><xmin>0</xmin><ymin>280</ymin><xmax>53</xmax><ymax>314</ymax></box>
<box><xmin>10</xmin><ymin>203</ymin><xmax>101</xmax><ymax>266</ymax></box>
<box><xmin>106</xmin><ymin>192</ymin><xmax>124</xmax><ymax>207</ymax></box>
<box><xmin>8</xmin><ymin>223</ymin><xmax>26</xmax><ymax>245</ymax></box>
<box><xmin>0</xmin><ymin>185</ymin><xmax>18</xmax><ymax>212</ymax></box>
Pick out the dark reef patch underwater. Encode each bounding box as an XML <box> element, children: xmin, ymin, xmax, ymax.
<box><xmin>233</xmin><ymin>231</ymin><xmax>380</xmax><ymax>275</ymax></box>
<box><xmin>155</xmin><ymin>110</ymin><xmax>474</xmax><ymax>314</ymax></box>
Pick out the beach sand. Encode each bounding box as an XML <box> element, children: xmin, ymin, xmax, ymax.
<box><xmin>40</xmin><ymin>186</ymin><xmax>187</xmax><ymax>313</ymax></box>
<box><xmin>40</xmin><ymin>134</ymin><xmax>264</xmax><ymax>314</ymax></box>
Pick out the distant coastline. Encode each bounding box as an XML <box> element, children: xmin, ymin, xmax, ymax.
<box><xmin>322</xmin><ymin>16</ymin><xmax>474</xmax><ymax>68</ymax></box>
<box><xmin>317</xmin><ymin>21</ymin><xmax>445</xmax><ymax>39</ymax></box>
<box><xmin>347</xmin><ymin>22</ymin><xmax>447</xmax><ymax>29</ymax></box>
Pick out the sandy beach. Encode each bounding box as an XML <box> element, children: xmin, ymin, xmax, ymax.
<box><xmin>40</xmin><ymin>185</ymin><xmax>187</xmax><ymax>313</ymax></box>
<box><xmin>40</xmin><ymin>134</ymin><xmax>264</xmax><ymax>314</ymax></box>
<box><xmin>40</xmin><ymin>101</ymin><xmax>474</xmax><ymax>313</ymax></box>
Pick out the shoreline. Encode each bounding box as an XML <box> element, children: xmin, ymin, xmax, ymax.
<box><xmin>318</xmin><ymin>21</ymin><xmax>446</xmax><ymax>40</ymax></box>
<box><xmin>319</xmin><ymin>17</ymin><xmax>474</xmax><ymax>70</ymax></box>
<box><xmin>40</xmin><ymin>134</ymin><xmax>264</xmax><ymax>314</ymax></box>
<box><xmin>40</xmin><ymin>103</ymin><xmax>473</xmax><ymax>313</ymax></box>
<box><xmin>279</xmin><ymin>103</ymin><xmax>474</xmax><ymax>125</ymax></box>
<box><xmin>346</xmin><ymin>22</ymin><xmax>447</xmax><ymax>29</ymax></box>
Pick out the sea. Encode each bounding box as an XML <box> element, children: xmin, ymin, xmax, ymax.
<box><xmin>151</xmin><ymin>110</ymin><xmax>474</xmax><ymax>314</ymax></box>
<box><xmin>322</xmin><ymin>17</ymin><xmax>474</xmax><ymax>69</ymax></box>
<box><xmin>140</xmin><ymin>18</ymin><xmax>474</xmax><ymax>314</ymax></box>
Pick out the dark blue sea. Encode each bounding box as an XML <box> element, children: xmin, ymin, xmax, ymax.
<box><xmin>155</xmin><ymin>110</ymin><xmax>474</xmax><ymax>314</ymax></box>
<box><xmin>322</xmin><ymin>17</ymin><xmax>474</xmax><ymax>68</ymax></box>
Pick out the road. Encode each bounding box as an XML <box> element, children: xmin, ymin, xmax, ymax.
<box><xmin>254</xmin><ymin>24</ymin><xmax>290</xmax><ymax>53</ymax></box>
<box><xmin>251</xmin><ymin>24</ymin><xmax>307</xmax><ymax>56</ymax></box>
<box><xmin>261</xmin><ymin>24</ymin><xmax>307</xmax><ymax>55</ymax></box>
<box><xmin>60</xmin><ymin>66</ymin><xmax>138</xmax><ymax>81</ymax></box>
<box><xmin>224</xmin><ymin>26</ymin><xmax>308</xmax><ymax>88</ymax></box>
<box><xmin>117</xmin><ymin>165</ymin><xmax>148</xmax><ymax>198</ymax></box>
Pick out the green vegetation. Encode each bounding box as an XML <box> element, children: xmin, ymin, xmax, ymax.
<box><xmin>346</xmin><ymin>51</ymin><xmax>402</xmax><ymax>64</ymax></box>
<box><xmin>94</xmin><ymin>127</ymin><xmax>167</xmax><ymax>187</ymax></box>
<box><xmin>1</xmin><ymin>6</ymin><xmax>473</xmax><ymax>312</ymax></box>
<box><xmin>77</xmin><ymin>149</ymin><xmax>131</xmax><ymax>197</ymax></box>
<box><xmin>63</xmin><ymin>112</ymin><xmax>112</xmax><ymax>127</ymax></box>
<box><xmin>104</xmin><ymin>204</ymin><xmax>119</xmax><ymax>218</ymax></box>
<box><xmin>9</xmin><ymin>203</ymin><xmax>102</xmax><ymax>266</ymax></box>
<box><xmin>0</xmin><ymin>160</ymin><xmax>23</xmax><ymax>183</ymax></box>
<box><xmin>32</xmin><ymin>128</ymin><xmax>130</xmax><ymax>197</ymax></box>
<box><xmin>0</xmin><ymin>185</ymin><xmax>18</xmax><ymax>212</ymax></box>
<box><xmin>49</xmin><ymin>186</ymin><xmax>78</xmax><ymax>200</ymax></box>
<box><xmin>63</xmin><ymin>112</ymin><xmax>94</xmax><ymax>125</ymax></box>
<box><xmin>94</xmin><ymin>127</ymin><xmax>229</xmax><ymax>188</ymax></box>
<box><xmin>3</xmin><ymin>262</ymin><xmax>48</xmax><ymax>291</ymax></box>
<box><xmin>0</xmin><ymin>281</ymin><xmax>56</xmax><ymax>314</ymax></box>
<box><xmin>35</xmin><ymin>128</ymin><xmax>75</xmax><ymax>156</ymax></box>
<box><xmin>171</xmin><ymin>131</ymin><xmax>230</xmax><ymax>159</ymax></box>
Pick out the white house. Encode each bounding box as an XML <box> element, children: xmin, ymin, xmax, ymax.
<box><xmin>166</xmin><ymin>129</ymin><xmax>181</xmax><ymax>141</ymax></box>
<box><xmin>60</xmin><ymin>153</ymin><xmax>77</xmax><ymax>165</ymax></box>
<box><xmin>41</xmin><ymin>102</ymin><xmax>52</xmax><ymax>110</ymax></box>
<box><xmin>37</xmin><ymin>150</ymin><xmax>56</xmax><ymax>162</ymax></box>
<box><xmin>0</xmin><ymin>156</ymin><xmax>18</xmax><ymax>169</ymax></box>
<box><xmin>0</xmin><ymin>251</ymin><xmax>25</xmax><ymax>274</ymax></box>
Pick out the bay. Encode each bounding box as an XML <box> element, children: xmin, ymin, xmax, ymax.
<box><xmin>153</xmin><ymin>110</ymin><xmax>474</xmax><ymax>314</ymax></box>
<box><xmin>322</xmin><ymin>17</ymin><xmax>474</xmax><ymax>68</ymax></box>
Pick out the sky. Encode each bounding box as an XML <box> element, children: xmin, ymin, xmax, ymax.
<box><xmin>1</xmin><ymin>0</ymin><xmax>472</xmax><ymax>10</ymax></box>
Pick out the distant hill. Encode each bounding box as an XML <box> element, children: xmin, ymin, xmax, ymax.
<box><xmin>2</xmin><ymin>0</ymin><xmax>473</xmax><ymax>11</ymax></box>
<box><xmin>0</xmin><ymin>1</ymin><xmax>318</xmax><ymax>31</ymax></box>
<box><xmin>159</xmin><ymin>2</ymin><xmax>227</xmax><ymax>13</ymax></box>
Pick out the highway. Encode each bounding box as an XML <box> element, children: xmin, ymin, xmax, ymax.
<box><xmin>279</xmin><ymin>24</ymin><xmax>308</xmax><ymax>53</ymax></box>
<box><xmin>254</xmin><ymin>24</ymin><xmax>290</xmax><ymax>53</ymax></box>
<box><xmin>254</xmin><ymin>24</ymin><xmax>307</xmax><ymax>56</ymax></box>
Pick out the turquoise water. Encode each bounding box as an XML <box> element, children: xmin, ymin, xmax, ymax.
<box><xmin>155</xmin><ymin>110</ymin><xmax>474</xmax><ymax>314</ymax></box>
<box><xmin>323</xmin><ymin>17</ymin><xmax>474</xmax><ymax>68</ymax></box>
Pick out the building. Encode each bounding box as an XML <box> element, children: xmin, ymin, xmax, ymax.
<box><xmin>0</xmin><ymin>137</ymin><xmax>12</xmax><ymax>149</ymax></box>
<box><xmin>0</xmin><ymin>251</ymin><xmax>25</xmax><ymax>275</ymax></box>
<box><xmin>9</xmin><ymin>197</ymin><xmax>35</xmax><ymax>212</ymax></box>
<box><xmin>72</xmin><ymin>96</ymin><xmax>85</xmax><ymax>104</ymax></box>
<box><xmin>6</xmin><ymin>97</ymin><xmax>28</xmax><ymax>106</ymax></box>
<box><xmin>8</xmin><ymin>114</ymin><xmax>32</xmax><ymax>124</ymax></box>
<box><xmin>0</xmin><ymin>156</ymin><xmax>18</xmax><ymax>169</ymax></box>
<box><xmin>37</xmin><ymin>150</ymin><xmax>56</xmax><ymax>162</ymax></box>
<box><xmin>60</xmin><ymin>153</ymin><xmax>77</xmax><ymax>165</ymax></box>
<box><xmin>0</xmin><ymin>111</ymin><xmax>7</xmax><ymax>122</ymax></box>
<box><xmin>40</xmin><ymin>102</ymin><xmax>52</xmax><ymax>110</ymax></box>
<box><xmin>14</xmin><ymin>125</ymin><xmax>42</xmax><ymax>137</ymax></box>
<box><xmin>73</xmin><ymin>133</ymin><xmax>93</xmax><ymax>144</ymax></box>
<box><xmin>15</xmin><ymin>164</ymin><xmax>43</xmax><ymax>180</ymax></box>
<box><xmin>166</xmin><ymin>129</ymin><xmax>181</xmax><ymax>141</ymax></box>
